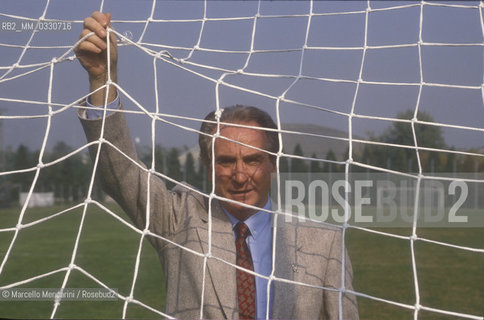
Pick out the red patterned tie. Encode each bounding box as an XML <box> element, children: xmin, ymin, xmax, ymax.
<box><xmin>235</xmin><ymin>222</ymin><xmax>256</xmax><ymax>320</ymax></box>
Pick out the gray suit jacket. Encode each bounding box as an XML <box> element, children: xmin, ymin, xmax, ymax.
<box><xmin>79</xmin><ymin>107</ymin><xmax>359</xmax><ymax>319</ymax></box>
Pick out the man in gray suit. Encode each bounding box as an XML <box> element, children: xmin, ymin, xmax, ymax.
<box><xmin>75</xmin><ymin>12</ymin><xmax>359</xmax><ymax>320</ymax></box>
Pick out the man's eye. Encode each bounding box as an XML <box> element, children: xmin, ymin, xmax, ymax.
<box><xmin>217</xmin><ymin>159</ymin><xmax>233</xmax><ymax>166</ymax></box>
<box><xmin>247</xmin><ymin>160</ymin><xmax>259</xmax><ymax>166</ymax></box>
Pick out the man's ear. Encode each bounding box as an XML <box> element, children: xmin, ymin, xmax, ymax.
<box><xmin>270</xmin><ymin>158</ymin><xmax>277</xmax><ymax>173</ymax></box>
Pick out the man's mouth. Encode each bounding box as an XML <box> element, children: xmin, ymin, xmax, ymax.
<box><xmin>230</xmin><ymin>189</ymin><xmax>253</xmax><ymax>196</ymax></box>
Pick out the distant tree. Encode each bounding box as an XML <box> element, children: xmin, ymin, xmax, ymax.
<box><xmin>196</xmin><ymin>158</ymin><xmax>208</xmax><ymax>193</ymax></box>
<box><xmin>153</xmin><ymin>144</ymin><xmax>165</xmax><ymax>174</ymax></box>
<box><xmin>166</xmin><ymin>147</ymin><xmax>182</xmax><ymax>188</ymax></box>
<box><xmin>138</xmin><ymin>145</ymin><xmax>152</xmax><ymax>169</ymax></box>
<box><xmin>184</xmin><ymin>152</ymin><xmax>197</xmax><ymax>186</ymax></box>
<box><xmin>458</xmin><ymin>151</ymin><xmax>481</xmax><ymax>173</ymax></box>
<box><xmin>310</xmin><ymin>152</ymin><xmax>321</xmax><ymax>173</ymax></box>
<box><xmin>384</xmin><ymin>110</ymin><xmax>445</xmax><ymax>148</ymax></box>
<box><xmin>71</xmin><ymin>151</ymin><xmax>92</xmax><ymax>202</ymax></box>
<box><xmin>1</xmin><ymin>145</ymin><xmax>35</xmax><ymax>202</ymax></box>
<box><xmin>383</xmin><ymin>110</ymin><xmax>445</xmax><ymax>172</ymax></box>
<box><xmin>278</xmin><ymin>155</ymin><xmax>289</xmax><ymax>172</ymax></box>
<box><xmin>442</xmin><ymin>148</ymin><xmax>457</xmax><ymax>173</ymax></box>
<box><xmin>11</xmin><ymin>144</ymin><xmax>36</xmax><ymax>192</ymax></box>
<box><xmin>26</xmin><ymin>141</ymin><xmax>93</xmax><ymax>203</ymax></box>
<box><xmin>323</xmin><ymin>149</ymin><xmax>342</xmax><ymax>173</ymax></box>
<box><xmin>46</xmin><ymin>141</ymin><xmax>80</xmax><ymax>202</ymax></box>
<box><xmin>139</xmin><ymin>144</ymin><xmax>165</xmax><ymax>174</ymax></box>
<box><xmin>361</xmin><ymin>110</ymin><xmax>447</xmax><ymax>173</ymax></box>
<box><xmin>290</xmin><ymin>144</ymin><xmax>307</xmax><ymax>173</ymax></box>
<box><xmin>12</xmin><ymin>144</ymin><xmax>34</xmax><ymax>169</ymax></box>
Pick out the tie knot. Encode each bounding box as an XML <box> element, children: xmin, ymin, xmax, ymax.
<box><xmin>235</xmin><ymin>222</ymin><xmax>250</xmax><ymax>240</ymax></box>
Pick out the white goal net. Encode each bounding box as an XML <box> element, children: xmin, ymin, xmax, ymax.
<box><xmin>0</xmin><ymin>0</ymin><xmax>483</xmax><ymax>319</ymax></box>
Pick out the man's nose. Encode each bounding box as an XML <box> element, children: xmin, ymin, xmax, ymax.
<box><xmin>232</xmin><ymin>161</ymin><xmax>249</xmax><ymax>184</ymax></box>
<box><xmin>232</xmin><ymin>170</ymin><xmax>249</xmax><ymax>184</ymax></box>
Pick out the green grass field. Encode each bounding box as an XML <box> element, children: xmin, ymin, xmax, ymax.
<box><xmin>0</xmin><ymin>204</ymin><xmax>482</xmax><ymax>319</ymax></box>
<box><xmin>0</xmin><ymin>204</ymin><xmax>165</xmax><ymax>319</ymax></box>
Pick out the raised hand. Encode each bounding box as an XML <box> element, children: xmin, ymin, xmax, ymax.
<box><xmin>75</xmin><ymin>11</ymin><xmax>118</xmax><ymax>105</ymax></box>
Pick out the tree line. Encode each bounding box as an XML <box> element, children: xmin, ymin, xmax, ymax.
<box><xmin>281</xmin><ymin>110</ymin><xmax>483</xmax><ymax>175</ymax></box>
<box><xmin>0</xmin><ymin>141</ymin><xmax>203</xmax><ymax>206</ymax></box>
<box><xmin>356</xmin><ymin>110</ymin><xmax>483</xmax><ymax>174</ymax></box>
<box><xmin>0</xmin><ymin>110</ymin><xmax>482</xmax><ymax>206</ymax></box>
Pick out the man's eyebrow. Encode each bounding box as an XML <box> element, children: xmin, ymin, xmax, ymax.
<box><xmin>243</xmin><ymin>153</ymin><xmax>266</xmax><ymax>161</ymax></box>
<box><xmin>215</xmin><ymin>155</ymin><xmax>235</xmax><ymax>161</ymax></box>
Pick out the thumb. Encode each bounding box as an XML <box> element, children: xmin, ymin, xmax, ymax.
<box><xmin>104</xmin><ymin>12</ymin><xmax>117</xmax><ymax>50</ymax></box>
<box><xmin>105</xmin><ymin>12</ymin><xmax>112</xmax><ymax>27</ymax></box>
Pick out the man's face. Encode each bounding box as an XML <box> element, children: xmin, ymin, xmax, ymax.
<box><xmin>211</xmin><ymin>121</ymin><xmax>275</xmax><ymax>221</ymax></box>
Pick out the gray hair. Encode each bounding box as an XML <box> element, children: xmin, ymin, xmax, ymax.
<box><xmin>199</xmin><ymin>105</ymin><xmax>279</xmax><ymax>168</ymax></box>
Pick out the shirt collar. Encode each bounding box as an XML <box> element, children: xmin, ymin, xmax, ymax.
<box><xmin>222</xmin><ymin>198</ymin><xmax>271</xmax><ymax>240</ymax></box>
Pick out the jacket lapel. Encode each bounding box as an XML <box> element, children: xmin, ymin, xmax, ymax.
<box><xmin>196</xmin><ymin>199</ymin><xmax>238</xmax><ymax>319</ymax></box>
<box><xmin>272</xmin><ymin>216</ymin><xmax>298</xmax><ymax>318</ymax></box>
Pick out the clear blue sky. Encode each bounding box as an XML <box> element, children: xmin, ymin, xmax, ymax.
<box><xmin>0</xmin><ymin>0</ymin><xmax>483</xmax><ymax>154</ymax></box>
